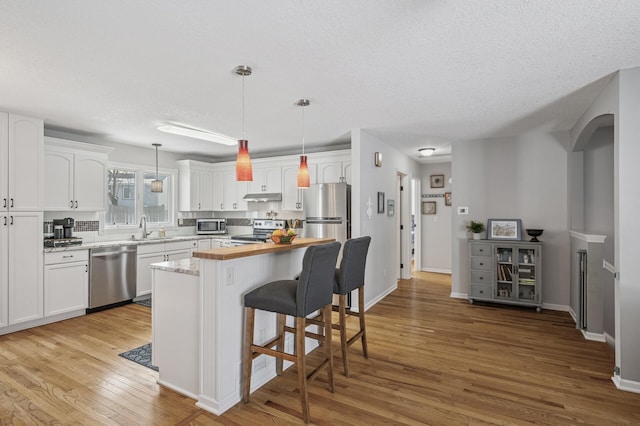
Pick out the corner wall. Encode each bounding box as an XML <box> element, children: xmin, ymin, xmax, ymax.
<box><xmin>451</xmin><ymin>131</ymin><xmax>571</xmax><ymax>307</ymax></box>
<box><xmin>351</xmin><ymin>129</ymin><xmax>421</xmax><ymax>308</ymax></box>
<box><xmin>421</xmin><ymin>162</ymin><xmax>452</xmax><ymax>273</ymax></box>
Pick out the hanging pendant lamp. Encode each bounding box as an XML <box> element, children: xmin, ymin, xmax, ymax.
<box><xmin>296</xmin><ymin>99</ymin><xmax>310</xmax><ymax>188</ymax></box>
<box><xmin>151</xmin><ymin>143</ymin><xmax>163</xmax><ymax>193</ymax></box>
<box><xmin>235</xmin><ymin>65</ymin><xmax>253</xmax><ymax>181</ymax></box>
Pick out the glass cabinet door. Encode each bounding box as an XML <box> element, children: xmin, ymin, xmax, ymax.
<box><xmin>517</xmin><ymin>248</ymin><xmax>537</xmax><ymax>302</ymax></box>
<box><xmin>495</xmin><ymin>247</ymin><xmax>514</xmax><ymax>299</ymax></box>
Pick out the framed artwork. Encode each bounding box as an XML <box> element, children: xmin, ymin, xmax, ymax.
<box><xmin>430</xmin><ymin>174</ymin><xmax>444</xmax><ymax>188</ymax></box>
<box><xmin>444</xmin><ymin>192</ymin><xmax>452</xmax><ymax>206</ymax></box>
<box><xmin>377</xmin><ymin>192</ymin><xmax>385</xmax><ymax>213</ymax></box>
<box><xmin>422</xmin><ymin>201</ymin><xmax>436</xmax><ymax>215</ymax></box>
<box><xmin>487</xmin><ymin>219</ymin><xmax>522</xmax><ymax>240</ymax></box>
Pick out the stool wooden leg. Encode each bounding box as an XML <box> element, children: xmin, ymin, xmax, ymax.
<box><xmin>276</xmin><ymin>313</ymin><xmax>285</xmax><ymax>375</ymax></box>
<box><xmin>242</xmin><ymin>307</ymin><xmax>255</xmax><ymax>403</ymax></box>
<box><xmin>324</xmin><ymin>304</ymin><xmax>334</xmax><ymax>392</ymax></box>
<box><xmin>338</xmin><ymin>294</ymin><xmax>350</xmax><ymax>377</ymax></box>
<box><xmin>295</xmin><ymin>316</ymin><xmax>310</xmax><ymax>423</ymax></box>
<box><xmin>358</xmin><ymin>286</ymin><xmax>368</xmax><ymax>359</ymax></box>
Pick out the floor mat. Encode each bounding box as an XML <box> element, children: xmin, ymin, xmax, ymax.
<box><xmin>135</xmin><ymin>298</ymin><xmax>152</xmax><ymax>307</ymax></box>
<box><xmin>118</xmin><ymin>343</ymin><xmax>158</xmax><ymax>371</ymax></box>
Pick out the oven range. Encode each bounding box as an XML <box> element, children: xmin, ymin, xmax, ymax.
<box><xmin>230</xmin><ymin>219</ymin><xmax>285</xmax><ymax>246</ymax></box>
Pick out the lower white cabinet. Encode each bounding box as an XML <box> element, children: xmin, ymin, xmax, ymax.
<box><xmin>136</xmin><ymin>240</ymin><xmax>194</xmax><ymax>297</ymax></box>
<box><xmin>1</xmin><ymin>212</ymin><xmax>43</xmax><ymax>327</ymax></box>
<box><xmin>44</xmin><ymin>250</ymin><xmax>88</xmax><ymax>316</ymax></box>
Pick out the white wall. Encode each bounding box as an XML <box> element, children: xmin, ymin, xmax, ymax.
<box><xmin>451</xmin><ymin>131</ymin><xmax>571</xmax><ymax>307</ymax></box>
<box><xmin>351</xmin><ymin>129</ymin><xmax>421</xmax><ymax>308</ymax></box>
<box><xmin>420</xmin><ymin>162</ymin><xmax>452</xmax><ymax>273</ymax></box>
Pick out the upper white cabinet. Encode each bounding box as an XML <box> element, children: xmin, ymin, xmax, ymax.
<box><xmin>177</xmin><ymin>160</ymin><xmax>216</xmax><ymax>211</ymax></box>
<box><xmin>212</xmin><ymin>170</ymin><xmax>224</xmax><ymax>211</ymax></box>
<box><xmin>44</xmin><ymin>137</ymin><xmax>111</xmax><ymax>211</ymax></box>
<box><xmin>315</xmin><ymin>158</ymin><xmax>351</xmax><ymax>184</ymax></box>
<box><xmin>249</xmin><ymin>166</ymin><xmax>282</xmax><ymax>194</ymax></box>
<box><xmin>222</xmin><ymin>169</ymin><xmax>248</xmax><ymax>211</ymax></box>
<box><xmin>281</xmin><ymin>162</ymin><xmax>317</xmax><ymax>211</ymax></box>
<box><xmin>0</xmin><ymin>113</ymin><xmax>44</xmax><ymax>212</ymax></box>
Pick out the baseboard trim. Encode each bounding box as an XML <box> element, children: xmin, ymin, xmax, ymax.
<box><xmin>604</xmin><ymin>331</ymin><xmax>615</xmax><ymax>348</ymax></box>
<box><xmin>541</xmin><ymin>303</ymin><xmax>570</xmax><ymax>312</ymax></box>
<box><xmin>450</xmin><ymin>292</ymin><xmax>468</xmax><ymax>299</ymax></box>
<box><xmin>420</xmin><ymin>267</ymin><xmax>452</xmax><ymax>274</ymax></box>
<box><xmin>612</xmin><ymin>375</ymin><xmax>640</xmax><ymax>394</ymax></box>
<box><xmin>365</xmin><ymin>284</ymin><xmax>397</xmax><ymax>311</ymax></box>
<box><xmin>580</xmin><ymin>329</ymin><xmax>606</xmax><ymax>342</ymax></box>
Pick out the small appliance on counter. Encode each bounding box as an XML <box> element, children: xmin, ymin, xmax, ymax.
<box><xmin>45</xmin><ymin>218</ymin><xmax>82</xmax><ymax>247</ymax></box>
<box><xmin>196</xmin><ymin>218</ymin><xmax>227</xmax><ymax>235</ymax></box>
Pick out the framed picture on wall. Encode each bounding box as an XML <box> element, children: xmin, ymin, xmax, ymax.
<box><xmin>422</xmin><ymin>201</ymin><xmax>436</xmax><ymax>215</ymax></box>
<box><xmin>487</xmin><ymin>219</ymin><xmax>522</xmax><ymax>240</ymax></box>
<box><xmin>377</xmin><ymin>192</ymin><xmax>385</xmax><ymax>213</ymax></box>
<box><xmin>430</xmin><ymin>174</ymin><xmax>444</xmax><ymax>188</ymax></box>
<box><xmin>444</xmin><ymin>192</ymin><xmax>452</xmax><ymax>206</ymax></box>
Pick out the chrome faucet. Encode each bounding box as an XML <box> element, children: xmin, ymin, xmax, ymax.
<box><xmin>139</xmin><ymin>215</ymin><xmax>152</xmax><ymax>239</ymax></box>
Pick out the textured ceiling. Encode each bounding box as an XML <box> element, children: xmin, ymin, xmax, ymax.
<box><xmin>1</xmin><ymin>1</ymin><xmax>639</xmax><ymax>162</ymax></box>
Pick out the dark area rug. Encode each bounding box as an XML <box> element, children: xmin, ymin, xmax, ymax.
<box><xmin>119</xmin><ymin>343</ymin><xmax>158</xmax><ymax>371</ymax></box>
<box><xmin>135</xmin><ymin>298</ymin><xmax>152</xmax><ymax>307</ymax></box>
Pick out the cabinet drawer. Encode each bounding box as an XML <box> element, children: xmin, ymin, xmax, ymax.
<box><xmin>471</xmin><ymin>257</ymin><xmax>491</xmax><ymax>270</ymax></box>
<box><xmin>471</xmin><ymin>244</ymin><xmax>491</xmax><ymax>257</ymax></box>
<box><xmin>137</xmin><ymin>242</ymin><xmax>166</xmax><ymax>255</ymax></box>
<box><xmin>165</xmin><ymin>240</ymin><xmax>194</xmax><ymax>252</ymax></box>
<box><xmin>470</xmin><ymin>284</ymin><xmax>492</xmax><ymax>299</ymax></box>
<box><xmin>45</xmin><ymin>250</ymin><xmax>89</xmax><ymax>265</ymax></box>
<box><xmin>471</xmin><ymin>270</ymin><xmax>491</xmax><ymax>284</ymax></box>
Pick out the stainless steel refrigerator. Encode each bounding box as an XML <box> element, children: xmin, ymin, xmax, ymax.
<box><xmin>302</xmin><ymin>182</ymin><xmax>350</xmax><ymax>247</ymax></box>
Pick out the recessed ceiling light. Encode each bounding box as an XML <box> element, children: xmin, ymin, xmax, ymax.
<box><xmin>418</xmin><ymin>147</ymin><xmax>436</xmax><ymax>156</ymax></box>
<box><xmin>157</xmin><ymin>124</ymin><xmax>237</xmax><ymax>146</ymax></box>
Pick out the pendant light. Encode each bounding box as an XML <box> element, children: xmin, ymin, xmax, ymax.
<box><xmin>296</xmin><ymin>99</ymin><xmax>310</xmax><ymax>188</ymax></box>
<box><xmin>151</xmin><ymin>143</ymin><xmax>163</xmax><ymax>193</ymax></box>
<box><xmin>235</xmin><ymin>65</ymin><xmax>253</xmax><ymax>181</ymax></box>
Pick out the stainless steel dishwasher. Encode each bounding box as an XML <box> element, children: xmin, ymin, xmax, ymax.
<box><xmin>88</xmin><ymin>245</ymin><xmax>137</xmax><ymax>312</ymax></box>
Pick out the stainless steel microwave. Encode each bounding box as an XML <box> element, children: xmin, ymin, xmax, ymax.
<box><xmin>196</xmin><ymin>218</ymin><xmax>227</xmax><ymax>235</ymax></box>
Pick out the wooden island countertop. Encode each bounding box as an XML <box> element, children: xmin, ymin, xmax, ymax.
<box><xmin>192</xmin><ymin>237</ymin><xmax>335</xmax><ymax>260</ymax></box>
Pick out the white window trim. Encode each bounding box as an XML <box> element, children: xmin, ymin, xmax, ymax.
<box><xmin>104</xmin><ymin>161</ymin><xmax>178</xmax><ymax>233</ymax></box>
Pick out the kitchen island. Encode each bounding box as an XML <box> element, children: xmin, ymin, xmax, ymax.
<box><xmin>150</xmin><ymin>238</ymin><xmax>334</xmax><ymax>416</ymax></box>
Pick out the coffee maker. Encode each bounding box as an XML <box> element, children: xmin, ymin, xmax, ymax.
<box><xmin>53</xmin><ymin>218</ymin><xmax>75</xmax><ymax>238</ymax></box>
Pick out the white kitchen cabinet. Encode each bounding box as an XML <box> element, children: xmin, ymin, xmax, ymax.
<box><xmin>177</xmin><ymin>160</ymin><xmax>216</xmax><ymax>211</ymax></box>
<box><xmin>249</xmin><ymin>165</ymin><xmax>282</xmax><ymax>194</ymax></box>
<box><xmin>44</xmin><ymin>250</ymin><xmax>88</xmax><ymax>316</ymax></box>
<box><xmin>0</xmin><ymin>212</ymin><xmax>44</xmax><ymax>327</ymax></box>
<box><xmin>316</xmin><ymin>159</ymin><xmax>351</xmax><ymax>184</ymax></box>
<box><xmin>281</xmin><ymin>163</ymin><xmax>317</xmax><ymax>211</ymax></box>
<box><xmin>44</xmin><ymin>138</ymin><xmax>111</xmax><ymax>211</ymax></box>
<box><xmin>136</xmin><ymin>240</ymin><xmax>194</xmax><ymax>297</ymax></box>
<box><xmin>0</xmin><ymin>113</ymin><xmax>44</xmax><ymax>212</ymax></box>
<box><xmin>212</xmin><ymin>170</ymin><xmax>224</xmax><ymax>212</ymax></box>
<box><xmin>222</xmin><ymin>169</ymin><xmax>249</xmax><ymax>211</ymax></box>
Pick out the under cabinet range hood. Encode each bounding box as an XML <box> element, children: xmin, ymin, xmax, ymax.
<box><xmin>242</xmin><ymin>192</ymin><xmax>282</xmax><ymax>202</ymax></box>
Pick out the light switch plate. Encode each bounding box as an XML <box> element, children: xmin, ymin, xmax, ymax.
<box><xmin>457</xmin><ymin>206</ymin><xmax>469</xmax><ymax>215</ymax></box>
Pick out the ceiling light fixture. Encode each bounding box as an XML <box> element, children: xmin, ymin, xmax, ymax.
<box><xmin>296</xmin><ymin>98</ymin><xmax>311</xmax><ymax>189</ymax></box>
<box><xmin>157</xmin><ymin>124</ymin><xmax>237</xmax><ymax>146</ymax></box>
<box><xmin>235</xmin><ymin>65</ymin><xmax>253</xmax><ymax>181</ymax></box>
<box><xmin>418</xmin><ymin>147</ymin><xmax>436</xmax><ymax>157</ymax></box>
<box><xmin>151</xmin><ymin>143</ymin><xmax>163</xmax><ymax>193</ymax></box>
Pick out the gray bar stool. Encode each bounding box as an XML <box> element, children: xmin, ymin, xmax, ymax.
<box><xmin>242</xmin><ymin>241</ymin><xmax>341</xmax><ymax>424</ymax></box>
<box><xmin>334</xmin><ymin>236</ymin><xmax>371</xmax><ymax>377</ymax></box>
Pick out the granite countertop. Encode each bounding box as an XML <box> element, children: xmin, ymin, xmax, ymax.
<box><xmin>43</xmin><ymin>234</ymin><xmax>230</xmax><ymax>253</ymax></box>
<box><xmin>150</xmin><ymin>258</ymin><xmax>200</xmax><ymax>276</ymax></box>
<box><xmin>193</xmin><ymin>238</ymin><xmax>335</xmax><ymax>261</ymax></box>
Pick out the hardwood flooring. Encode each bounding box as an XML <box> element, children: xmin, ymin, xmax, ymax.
<box><xmin>1</xmin><ymin>272</ymin><xmax>639</xmax><ymax>425</ymax></box>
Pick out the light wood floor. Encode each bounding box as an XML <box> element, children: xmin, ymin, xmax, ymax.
<box><xmin>1</xmin><ymin>272</ymin><xmax>639</xmax><ymax>425</ymax></box>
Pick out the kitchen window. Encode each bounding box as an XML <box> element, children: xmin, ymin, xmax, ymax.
<box><xmin>105</xmin><ymin>164</ymin><xmax>175</xmax><ymax>228</ymax></box>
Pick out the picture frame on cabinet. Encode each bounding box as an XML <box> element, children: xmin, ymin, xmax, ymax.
<box><xmin>422</xmin><ymin>201</ymin><xmax>436</xmax><ymax>215</ymax></box>
<box><xmin>444</xmin><ymin>192</ymin><xmax>452</xmax><ymax>206</ymax></box>
<box><xmin>487</xmin><ymin>218</ymin><xmax>522</xmax><ymax>240</ymax></box>
<box><xmin>377</xmin><ymin>192</ymin><xmax>385</xmax><ymax>213</ymax></box>
<box><xmin>430</xmin><ymin>174</ymin><xmax>444</xmax><ymax>188</ymax></box>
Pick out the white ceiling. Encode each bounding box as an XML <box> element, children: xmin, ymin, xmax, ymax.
<box><xmin>1</xmin><ymin>1</ymin><xmax>639</xmax><ymax>163</ymax></box>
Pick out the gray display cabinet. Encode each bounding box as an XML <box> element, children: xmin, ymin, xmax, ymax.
<box><xmin>468</xmin><ymin>240</ymin><xmax>542</xmax><ymax>312</ymax></box>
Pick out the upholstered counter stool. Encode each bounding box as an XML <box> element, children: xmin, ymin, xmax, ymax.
<box><xmin>242</xmin><ymin>241</ymin><xmax>341</xmax><ymax>424</ymax></box>
<box><xmin>333</xmin><ymin>236</ymin><xmax>371</xmax><ymax>377</ymax></box>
